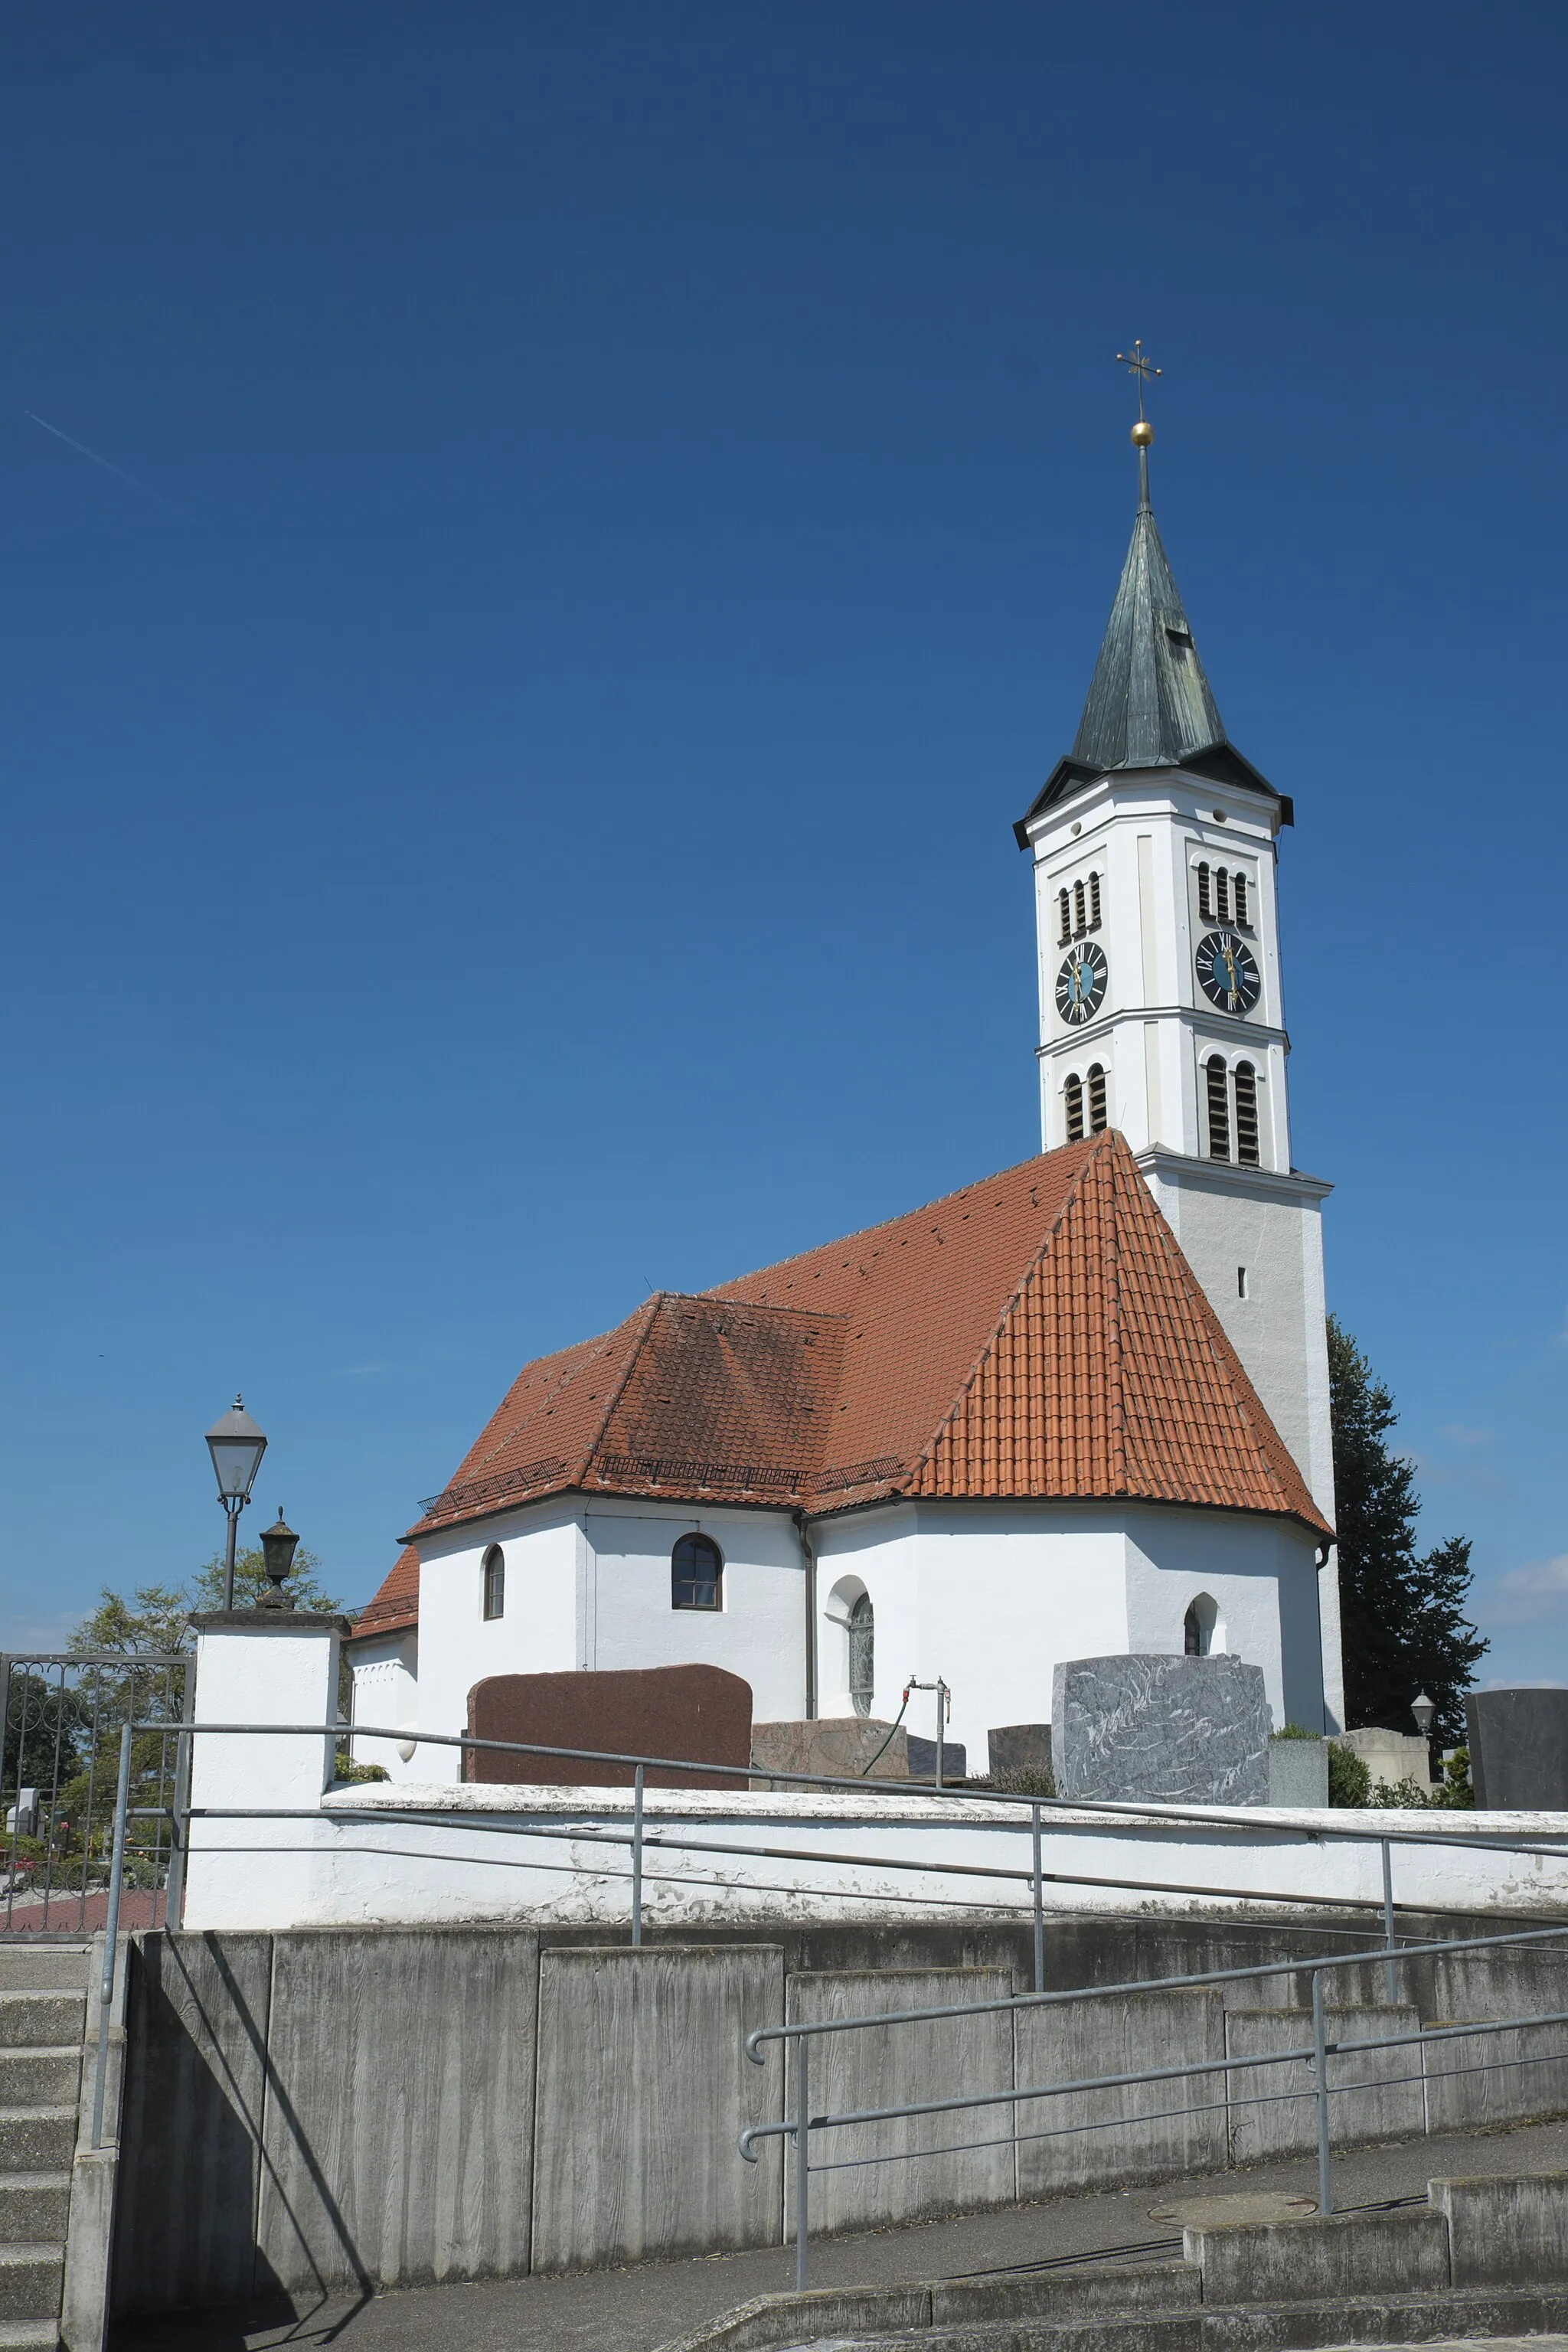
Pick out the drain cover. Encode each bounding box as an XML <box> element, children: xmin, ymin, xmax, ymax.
<box><xmin>1147</xmin><ymin>2191</ymin><xmax>1318</xmax><ymax>2228</ymax></box>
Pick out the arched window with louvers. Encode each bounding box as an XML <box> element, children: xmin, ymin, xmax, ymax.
<box><xmin>1197</xmin><ymin>861</ymin><xmax>1213</xmax><ymax>921</ymax></box>
<box><xmin>1057</xmin><ymin>887</ymin><xmax>1071</xmax><ymax>946</ymax></box>
<box><xmin>1233</xmin><ymin>1061</ymin><xmax>1260</xmax><ymax>1166</ymax></box>
<box><xmin>1086</xmin><ymin>1063</ymin><xmax>1108</xmax><ymax>1134</ymax></box>
<box><xmin>1205</xmin><ymin>1055</ymin><xmax>1230</xmax><ymax>1161</ymax></box>
<box><xmin>1064</xmin><ymin>1071</ymin><xmax>1084</xmax><ymax>1142</ymax></box>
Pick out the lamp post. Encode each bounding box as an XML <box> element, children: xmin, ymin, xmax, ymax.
<box><xmin>258</xmin><ymin>1511</ymin><xmax>300</xmax><ymax>1609</ymax></box>
<box><xmin>205</xmin><ymin>1396</ymin><xmax>268</xmax><ymax>1610</ymax></box>
<box><xmin>1412</xmin><ymin>1691</ymin><xmax>1437</xmax><ymax>1785</ymax></box>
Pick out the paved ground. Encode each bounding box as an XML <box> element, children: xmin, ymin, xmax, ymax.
<box><xmin>111</xmin><ymin>2112</ymin><xmax>1568</xmax><ymax>2352</ymax></box>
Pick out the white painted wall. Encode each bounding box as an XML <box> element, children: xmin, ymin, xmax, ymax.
<box><xmin>187</xmin><ymin>1615</ymin><xmax>344</xmax><ymax>1924</ymax></box>
<box><xmin>354</xmin><ymin>1492</ymin><xmax>1325</xmax><ymax>1781</ymax></box>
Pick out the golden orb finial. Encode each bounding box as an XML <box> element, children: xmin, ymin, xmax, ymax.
<box><xmin>1131</xmin><ymin>418</ymin><xmax>1155</xmax><ymax>448</ymax></box>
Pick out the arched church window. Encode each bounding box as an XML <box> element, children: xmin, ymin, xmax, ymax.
<box><xmin>671</xmin><ymin>1532</ymin><xmax>723</xmax><ymax>1611</ymax></box>
<box><xmin>1073</xmin><ymin>878</ymin><xmax>1086</xmax><ymax>936</ymax></box>
<box><xmin>1184</xmin><ymin>1594</ymin><xmax>1219</xmax><ymax>1655</ymax></box>
<box><xmin>1088</xmin><ymin>871</ymin><xmax>1102</xmax><ymax>930</ymax></box>
<box><xmin>1215</xmin><ymin>867</ymin><xmax>1231</xmax><ymax>922</ymax></box>
<box><xmin>1205</xmin><ymin>1055</ymin><xmax>1230</xmax><ymax>1161</ymax></box>
<box><xmin>482</xmin><ymin>1546</ymin><xmax>505</xmax><ymax>1621</ymax></box>
<box><xmin>1197</xmin><ymin>862</ymin><xmax>1213</xmax><ymax>921</ymax></box>
<box><xmin>1057</xmin><ymin>888</ymin><xmax>1072</xmax><ymax>946</ymax></box>
<box><xmin>1233</xmin><ymin>872</ymin><xmax>1250</xmax><ymax>927</ymax></box>
<box><xmin>848</xmin><ymin>1592</ymin><xmax>874</xmax><ymax>1718</ymax></box>
<box><xmin>1233</xmin><ymin>1062</ymin><xmax>1260</xmax><ymax>1166</ymax></box>
<box><xmin>1087</xmin><ymin>1063</ymin><xmax>1108</xmax><ymax>1134</ymax></box>
<box><xmin>1064</xmin><ymin>1072</ymin><xmax>1084</xmax><ymax>1142</ymax></box>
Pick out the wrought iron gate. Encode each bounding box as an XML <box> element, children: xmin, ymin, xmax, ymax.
<box><xmin>0</xmin><ymin>1651</ymin><xmax>190</xmax><ymax>1935</ymax></box>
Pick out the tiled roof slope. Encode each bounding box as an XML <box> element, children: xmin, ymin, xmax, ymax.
<box><xmin>353</xmin><ymin>1542</ymin><xmax>420</xmax><ymax>1637</ymax></box>
<box><xmin>374</xmin><ymin>1133</ymin><xmax>1328</xmax><ymax>1646</ymax></box>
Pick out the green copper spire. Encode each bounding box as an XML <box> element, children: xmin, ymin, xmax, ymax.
<box><xmin>1071</xmin><ymin>446</ymin><xmax>1227</xmax><ymax>772</ymax></box>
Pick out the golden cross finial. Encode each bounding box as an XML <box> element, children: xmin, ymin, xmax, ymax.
<box><xmin>1115</xmin><ymin>339</ymin><xmax>1161</xmax><ymax>446</ymax></box>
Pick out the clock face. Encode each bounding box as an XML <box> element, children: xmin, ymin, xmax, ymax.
<box><xmin>1195</xmin><ymin>927</ymin><xmax>1261</xmax><ymax>1014</ymax></box>
<box><xmin>1055</xmin><ymin>941</ymin><xmax>1108</xmax><ymax>1027</ymax></box>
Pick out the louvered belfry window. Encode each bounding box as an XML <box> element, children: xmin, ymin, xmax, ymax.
<box><xmin>1073</xmin><ymin>878</ymin><xmax>1086</xmax><ymax>936</ymax></box>
<box><xmin>1064</xmin><ymin>1072</ymin><xmax>1084</xmax><ymax>1142</ymax></box>
<box><xmin>1234</xmin><ymin>1061</ymin><xmax>1260</xmax><ymax>1166</ymax></box>
<box><xmin>1206</xmin><ymin>1055</ymin><xmax>1230</xmax><ymax>1160</ymax></box>
<box><xmin>1087</xmin><ymin>1063</ymin><xmax>1108</xmax><ymax>1134</ymax></box>
<box><xmin>1233</xmin><ymin>872</ymin><xmax>1249</xmax><ymax>926</ymax></box>
<box><xmin>1057</xmin><ymin>887</ymin><xmax>1071</xmax><ymax>946</ymax></box>
<box><xmin>1197</xmin><ymin>861</ymin><xmax>1213</xmax><ymax>920</ymax></box>
<box><xmin>1216</xmin><ymin>867</ymin><xmax>1230</xmax><ymax>922</ymax></box>
<box><xmin>1088</xmin><ymin>871</ymin><xmax>1102</xmax><ymax>929</ymax></box>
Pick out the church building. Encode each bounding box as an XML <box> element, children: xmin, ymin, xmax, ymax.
<box><xmin>348</xmin><ymin>413</ymin><xmax>1341</xmax><ymax>1775</ymax></box>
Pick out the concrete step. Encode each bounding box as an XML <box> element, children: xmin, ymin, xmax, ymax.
<box><xmin>0</xmin><ymin>2121</ymin><xmax>73</xmax><ymax>2174</ymax></box>
<box><xmin>0</xmin><ymin>1952</ymin><xmax>89</xmax><ymax>1996</ymax></box>
<box><xmin>0</xmin><ymin>2247</ymin><xmax>63</xmax><ymax>2325</ymax></box>
<box><xmin>0</xmin><ymin>2003</ymin><xmax>82</xmax><ymax>2055</ymax></box>
<box><xmin>0</xmin><ymin>2058</ymin><xmax>77</xmax><ymax>2115</ymax></box>
<box><xmin>0</xmin><ymin>2180</ymin><xmax>69</xmax><ymax>2246</ymax></box>
<box><xmin>0</xmin><ymin>2324</ymin><xmax>60</xmax><ymax>2350</ymax></box>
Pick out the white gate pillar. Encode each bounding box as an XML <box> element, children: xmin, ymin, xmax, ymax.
<box><xmin>180</xmin><ymin>1609</ymin><xmax>351</xmax><ymax>1930</ymax></box>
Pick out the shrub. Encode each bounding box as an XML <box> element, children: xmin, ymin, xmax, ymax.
<box><xmin>332</xmin><ymin>1754</ymin><xmax>390</xmax><ymax>1785</ymax></box>
<box><xmin>1327</xmin><ymin>1740</ymin><xmax>1371</xmax><ymax>1808</ymax></box>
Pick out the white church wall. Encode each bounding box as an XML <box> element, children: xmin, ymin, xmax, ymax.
<box><xmin>1122</xmin><ymin>1508</ymin><xmax>1325</xmax><ymax>1733</ymax></box>
<box><xmin>348</xmin><ymin>1629</ymin><xmax>419</xmax><ymax>1779</ymax></box>
<box><xmin>410</xmin><ymin>1504</ymin><xmax>583</xmax><ymax>1783</ymax></box>
<box><xmin>580</xmin><ymin>1501</ymin><xmax>805</xmax><ymax>1720</ymax></box>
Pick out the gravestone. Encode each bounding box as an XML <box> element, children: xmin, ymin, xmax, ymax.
<box><xmin>1052</xmin><ymin>1654</ymin><xmax>1270</xmax><ymax>1806</ymax></box>
<box><xmin>906</xmin><ymin>1734</ymin><xmax>966</xmax><ymax>1782</ymax></box>
<box><xmin>750</xmin><ymin>1717</ymin><xmax>910</xmax><ymax>1787</ymax></box>
<box><xmin>1466</xmin><ymin>1690</ymin><xmax>1568</xmax><ymax>1810</ymax></box>
<box><xmin>466</xmin><ymin>1664</ymin><xmax>753</xmax><ymax>1789</ymax></box>
<box><xmin>987</xmin><ymin>1725</ymin><xmax>1052</xmax><ymax>1782</ymax></box>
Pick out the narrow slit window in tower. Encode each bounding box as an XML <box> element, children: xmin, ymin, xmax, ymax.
<box><xmin>1088</xmin><ymin>871</ymin><xmax>1102</xmax><ymax>929</ymax></box>
<box><xmin>1197</xmin><ymin>862</ymin><xmax>1213</xmax><ymax>921</ymax></box>
<box><xmin>1233</xmin><ymin>871</ymin><xmax>1249</xmax><ymax>927</ymax></box>
<box><xmin>1233</xmin><ymin>1060</ymin><xmax>1259</xmax><ymax>1165</ymax></box>
<box><xmin>1206</xmin><ymin>1055</ymin><xmax>1230</xmax><ymax>1161</ymax></box>
<box><xmin>1064</xmin><ymin>1072</ymin><xmax>1084</xmax><ymax>1142</ymax></box>
<box><xmin>1058</xmin><ymin>887</ymin><xmax>1071</xmax><ymax>946</ymax></box>
<box><xmin>1073</xmin><ymin>878</ymin><xmax>1086</xmax><ymax>936</ymax></box>
<box><xmin>1087</xmin><ymin>1063</ymin><xmax>1108</xmax><ymax>1133</ymax></box>
<box><xmin>1216</xmin><ymin>867</ymin><xmax>1230</xmax><ymax>922</ymax></box>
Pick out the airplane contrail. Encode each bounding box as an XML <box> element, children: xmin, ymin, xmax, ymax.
<box><xmin>23</xmin><ymin>410</ymin><xmax>179</xmax><ymax>510</ymax></box>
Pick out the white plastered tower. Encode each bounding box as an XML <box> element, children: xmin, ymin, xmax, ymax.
<box><xmin>1015</xmin><ymin>430</ymin><xmax>1344</xmax><ymax>1730</ymax></box>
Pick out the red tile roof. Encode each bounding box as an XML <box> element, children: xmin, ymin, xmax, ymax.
<box><xmin>355</xmin><ymin>1133</ymin><xmax>1329</xmax><ymax>1636</ymax></box>
<box><xmin>352</xmin><ymin>1542</ymin><xmax>420</xmax><ymax>1638</ymax></box>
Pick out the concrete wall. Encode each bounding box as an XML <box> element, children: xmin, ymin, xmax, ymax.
<box><xmin>785</xmin><ymin>1969</ymin><xmax>1014</xmax><ymax>2235</ymax></box>
<box><xmin>1223</xmin><ymin>2004</ymin><xmax>1424</xmax><ymax>2162</ymax></box>
<box><xmin>1015</xmin><ymin>1986</ymin><xmax>1227</xmax><ymax>2197</ymax></box>
<box><xmin>112</xmin><ymin>1915</ymin><xmax>1568</xmax><ymax>2316</ymax></box>
<box><xmin>531</xmin><ymin>1946</ymin><xmax>784</xmax><ymax>2273</ymax></box>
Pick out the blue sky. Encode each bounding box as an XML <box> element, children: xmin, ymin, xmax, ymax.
<box><xmin>1</xmin><ymin>4</ymin><xmax>1563</xmax><ymax>1687</ymax></box>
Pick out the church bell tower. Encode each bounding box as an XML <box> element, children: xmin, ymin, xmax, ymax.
<box><xmin>1014</xmin><ymin>351</ymin><xmax>1342</xmax><ymax>1728</ymax></box>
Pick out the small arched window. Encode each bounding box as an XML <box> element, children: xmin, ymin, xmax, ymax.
<box><xmin>848</xmin><ymin>1592</ymin><xmax>874</xmax><ymax>1718</ymax></box>
<box><xmin>1197</xmin><ymin>861</ymin><xmax>1213</xmax><ymax>921</ymax></box>
<box><xmin>1215</xmin><ymin>867</ymin><xmax>1230</xmax><ymax>922</ymax></box>
<box><xmin>1064</xmin><ymin>1071</ymin><xmax>1084</xmax><ymax>1142</ymax></box>
<box><xmin>1233</xmin><ymin>872</ymin><xmax>1250</xmax><ymax>927</ymax></box>
<box><xmin>1086</xmin><ymin>1063</ymin><xmax>1108</xmax><ymax>1134</ymax></box>
<box><xmin>1184</xmin><ymin>1593</ymin><xmax>1219</xmax><ymax>1656</ymax></box>
<box><xmin>1057</xmin><ymin>887</ymin><xmax>1072</xmax><ymax>946</ymax></box>
<box><xmin>671</xmin><ymin>1532</ymin><xmax>723</xmax><ymax>1611</ymax></box>
<box><xmin>1206</xmin><ymin>1054</ymin><xmax>1230</xmax><ymax>1161</ymax></box>
<box><xmin>1088</xmin><ymin>871</ymin><xmax>1102</xmax><ymax>930</ymax></box>
<box><xmin>482</xmin><ymin>1546</ymin><xmax>505</xmax><ymax>1621</ymax></box>
<box><xmin>1234</xmin><ymin>1061</ymin><xmax>1260</xmax><ymax>1166</ymax></box>
<box><xmin>1073</xmin><ymin>877</ymin><xmax>1086</xmax><ymax>936</ymax></box>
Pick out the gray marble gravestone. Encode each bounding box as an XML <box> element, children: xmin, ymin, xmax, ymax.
<box><xmin>1052</xmin><ymin>1654</ymin><xmax>1272</xmax><ymax>1806</ymax></box>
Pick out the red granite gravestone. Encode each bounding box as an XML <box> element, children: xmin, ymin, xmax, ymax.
<box><xmin>466</xmin><ymin>1664</ymin><xmax>753</xmax><ymax>1788</ymax></box>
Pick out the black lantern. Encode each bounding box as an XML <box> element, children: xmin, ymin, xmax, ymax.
<box><xmin>259</xmin><ymin>1511</ymin><xmax>300</xmax><ymax>1607</ymax></box>
<box><xmin>205</xmin><ymin>1396</ymin><xmax>267</xmax><ymax>1609</ymax></box>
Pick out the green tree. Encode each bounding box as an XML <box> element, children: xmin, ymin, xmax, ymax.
<box><xmin>1328</xmin><ymin>1316</ymin><xmax>1487</xmax><ymax>1746</ymax></box>
<box><xmin>70</xmin><ymin>1547</ymin><xmax>342</xmax><ymax>1658</ymax></box>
